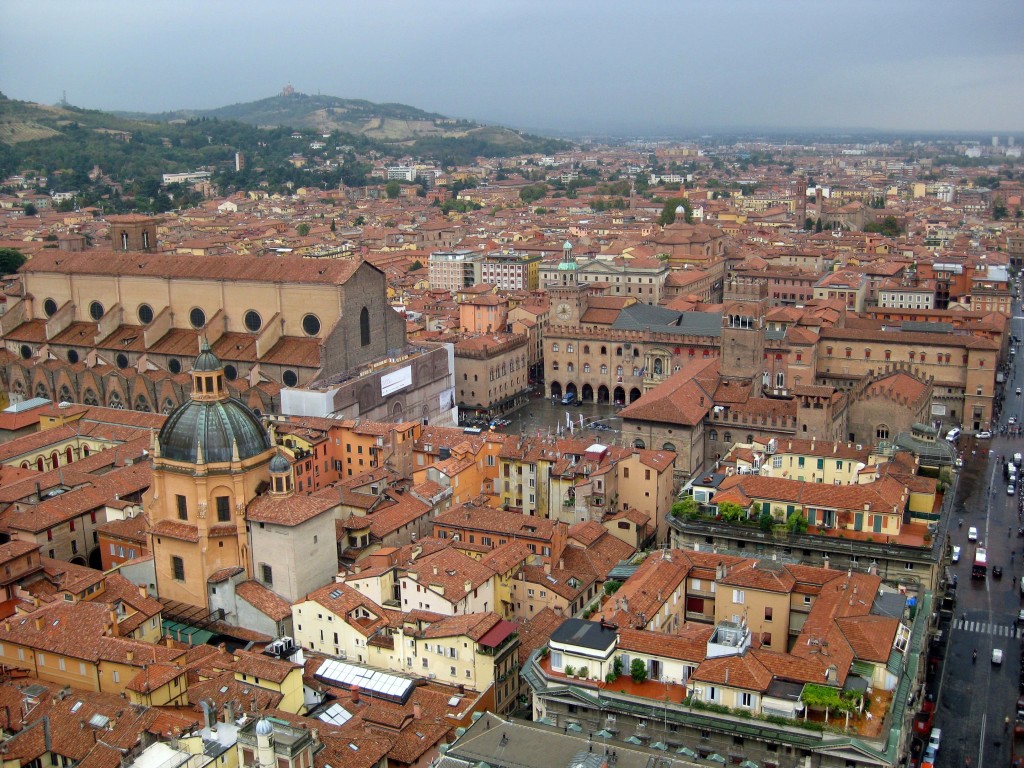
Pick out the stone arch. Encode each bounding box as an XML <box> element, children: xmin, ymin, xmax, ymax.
<box><xmin>107</xmin><ymin>391</ymin><xmax>125</xmax><ymax>409</ymax></box>
<box><xmin>565</xmin><ymin>382</ymin><xmax>578</xmax><ymax>397</ymax></box>
<box><xmin>34</xmin><ymin>382</ymin><xmax>50</xmax><ymax>400</ymax></box>
<box><xmin>581</xmin><ymin>384</ymin><xmax>594</xmax><ymax>402</ymax></box>
<box><xmin>134</xmin><ymin>393</ymin><xmax>152</xmax><ymax>412</ymax></box>
<box><xmin>549</xmin><ymin>381</ymin><xmax>563</xmax><ymax>398</ymax></box>
<box><xmin>83</xmin><ymin>389</ymin><xmax>100</xmax><ymax>406</ymax></box>
<box><xmin>629</xmin><ymin>387</ymin><xmax>642</xmax><ymax>402</ymax></box>
<box><xmin>614</xmin><ymin>386</ymin><xmax>625</xmax><ymax>404</ymax></box>
<box><xmin>597</xmin><ymin>385</ymin><xmax>610</xmax><ymax>403</ymax></box>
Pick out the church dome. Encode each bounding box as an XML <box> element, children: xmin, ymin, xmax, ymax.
<box><xmin>269</xmin><ymin>451</ymin><xmax>291</xmax><ymax>473</ymax></box>
<box><xmin>158</xmin><ymin>398</ymin><xmax>271</xmax><ymax>464</ymax></box>
<box><xmin>157</xmin><ymin>339</ymin><xmax>272</xmax><ymax>464</ymax></box>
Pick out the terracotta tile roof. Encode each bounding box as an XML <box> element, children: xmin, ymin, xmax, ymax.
<box><xmin>619</xmin><ymin>357</ymin><xmax>718</xmax><ymax>426</ymax></box>
<box><xmin>618</xmin><ymin>624</ymin><xmax>713</xmax><ymax>662</ymax></box>
<box><xmin>232</xmin><ymin>649</ymin><xmax>301</xmax><ymax>684</ymax></box>
<box><xmin>299</xmin><ymin>582</ymin><xmax>389</xmax><ymax>638</ymax></box>
<box><xmin>22</xmin><ymin>249</ymin><xmax>366</xmax><ymax>286</ymax></box>
<box><xmin>834</xmin><ymin>614</ymin><xmax>899</xmax><ymax>662</ymax></box>
<box><xmin>148</xmin><ymin>519</ymin><xmax>200</xmax><ymax>542</ymax></box>
<box><xmin>247</xmin><ymin>486</ymin><xmax>340</xmax><ymax>526</ymax></box>
<box><xmin>235</xmin><ymin>580</ymin><xmax>293</xmax><ymax>622</ymax></box>
<box><xmin>417</xmin><ymin>611</ymin><xmax>503</xmax><ymax>641</ymax></box>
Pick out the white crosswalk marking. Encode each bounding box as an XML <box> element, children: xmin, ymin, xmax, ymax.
<box><xmin>954</xmin><ymin>619</ymin><xmax>1023</xmax><ymax>638</ymax></box>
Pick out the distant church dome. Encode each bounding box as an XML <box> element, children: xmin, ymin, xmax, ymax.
<box><xmin>158</xmin><ymin>340</ymin><xmax>271</xmax><ymax>464</ymax></box>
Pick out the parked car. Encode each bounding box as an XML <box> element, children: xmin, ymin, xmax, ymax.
<box><xmin>1011</xmin><ymin>484</ymin><xmax>1017</xmax><ymax>496</ymax></box>
<box><xmin>994</xmin><ymin>565</ymin><xmax>1004</xmax><ymax>578</ymax></box>
<box><xmin>977</xmin><ymin>430</ymin><xmax>992</xmax><ymax>439</ymax></box>
<box><xmin>969</xmin><ymin>526</ymin><xmax>979</xmax><ymax>541</ymax></box>
<box><xmin>928</xmin><ymin>728</ymin><xmax>942</xmax><ymax>753</ymax></box>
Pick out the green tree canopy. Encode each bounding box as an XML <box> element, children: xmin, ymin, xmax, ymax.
<box><xmin>0</xmin><ymin>247</ymin><xmax>26</xmax><ymax>274</ymax></box>
<box><xmin>671</xmin><ymin>496</ymin><xmax>699</xmax><ymax>519</ymax></box>
<box><xmin>385</xmin><ymin>180</ymin><xmax>401</xmax><ymax>199</ymax></box>
<box><xmin>519</xmin><ymin>183</ymin><xmax>548</xmax><ymax>204</ymax></box>
<box><xmin>717</xmin><ymin>501</ymin><xmax>747</xmax><ymax>522</ymax></box>
<box><xmin>630</xmin><ymin>658</ymin><xmax>648</xmax><ymax>683</ymax></box>
<box><xmin>658</xmin><ymin>197</ymin><xmax>692</xmax><ymax>226</ymax></box>
<box><xmin>296</xmin><ymin>223</ymin><xmax>310</xmax><ymax>237</ymax></box>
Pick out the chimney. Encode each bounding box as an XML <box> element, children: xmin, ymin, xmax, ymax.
<box><xmin>350</xmin><ymin>685</ymin><xmax>360</xmax><ymax>703</ymax></box>
<box><xmin>432</xmin><ymin>565</ymin><xmax>439</xmax><ymax>576</ymax></box>
<box><xmin>224</xmin><ymin>700</ymin><xmax>236</xmax><ymax>724</ymax></box>
<box><xmin>138</xmin><ymin>584</ymin><xmax>148</xmax><ymax>598</ymax></box>
<box><xmin>413</xmin><ymin>702</ymin><xmax>422</xmax><ymax>720</ymax></box>
<box><xmin>126</xmin><ymin>650</ymin><xmax>134</xmax><ymax>662</ymax></box>
<box><xmin>33</xmin><ymin>616</ymin><xmax>45</xmax><ymax>631</ymax></box>
<box><xmin>108</xmin><ymin>610</ymin><xmax>120</xmax><ymax>637</ymax></box>
<box><xmin>464</xmin><ymin>579</ymin><xmax>472</xmax><ymax>595</ymax></box>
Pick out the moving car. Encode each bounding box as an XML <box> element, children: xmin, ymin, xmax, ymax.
<box><xmin>977</xmin><ymin>430</ymin><xmax>992</xmax><ymax>439</ymax></box>
<box><xmin>952</xmin><ymin>546</ymin><xmax>962</xmax><ymax>563</ymax></box>
<box><xmin>993</xmin><ymin>648</ymin><xmax>1004</xmax><ymax>665</ymax></box>
<box><xmin>946</xmin><ymin>427</ymin><xmax>962</xmax><ymax>441</ymax></box>
<box><xmin>968</xmin><ymin>526</ymin><xmax>979</xmax><ymax>542</ymax></box>
<box><xmin>994</xmin><ymin>565</ymin><xmax>1004</xmax><ymax>578</ymax></box>
<box><xmin>1017</xmin><ymin>387</ymin><xmax>1022</xmax><ymax>396</ymax></box>
<box><xmin>1010</xmin><ymin>484</ymin><xmax>1017</xmax><ymax>496</ymax></box>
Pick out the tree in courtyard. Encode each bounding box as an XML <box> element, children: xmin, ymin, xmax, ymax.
<box><xmin>385</xmin><ymin>180</ymin><xmax>401</xmax><ymax>199</ymax></box>
<box><xmin>0</xmin><ymin>247</ymin><xmax>26</xmax><ymax>274</ymax></box>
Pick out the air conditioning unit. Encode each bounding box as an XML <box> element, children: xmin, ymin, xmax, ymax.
<box><xmin>428</xmin><ymin>673</ymin><xmax>437</xmax><ymax>679</ymax></box>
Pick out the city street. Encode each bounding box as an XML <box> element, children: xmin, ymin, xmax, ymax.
<box><xmin>935</xmin><ymin>313</ymin><xmax>1024</xmax><ymax>768</ymax></box>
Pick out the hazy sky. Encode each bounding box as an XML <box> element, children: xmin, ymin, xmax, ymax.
<box><xmin>2</xmin><ymin>0</ymin><xmax>1022</xmax><ymax>135</ymax></box>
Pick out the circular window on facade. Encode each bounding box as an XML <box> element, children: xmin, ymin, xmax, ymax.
<box><xmin>137</xmin><ymin>303</ymin><xmax>154</xmax><ymax>325</ymax></box>
<box><xmin>282</xmin><ymin>370</ymin><xmax>298</xmax><ymax>387</ymax></box>
<box><xmin>224</xmin><ymin>364</ymin><xmax>237</xmax><ymax>381</ymax></box>
<box><xmin>19</xmin><ymin>345</ymin><xmax>32</xmax><ymax>360</ymax></box>
<box><xmin>89</xmin><ymin>301</ymin><xmax>104</xmax><ymax>321</ymax></box>
<box><xmin>43</xmin><ymin>298</ymin><xmax>58</xmax><ymax>317</ymax></box>
<box><xmin>189</xmin><ymin>307</ymin><xmax>206</xmax><ymax>329</ymax></box>
<box><xmin>301</xmin><ymin>313</ymin><xmax>321</xmax><ymax>336</ymax></box>
<box><xmin>67</xmin><ymin>349</ymin><xmax>79</xmax><ymax>364</ymax></box>
<box><xmin>116</xmin><ymin>353</ymin><xmax>129</xmax><ymax>369</ymax></box>
<box><xmin>168</xmin><ymin>358</ymin><xmax>182</xmax><ymax>374</ymax></box>
<box><xmin>244</xmin><ymin>310</ymin><xmax>262</xmax><ymax>333</ymax></box>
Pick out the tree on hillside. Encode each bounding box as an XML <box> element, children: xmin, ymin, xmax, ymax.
<box><xmin>0</xmin><ymin>247</ymin><xmax>26</xmax><ymax>274</ymax></box>
<box><xmin>385</xmin><ymin>180</ymin><xmax>401</xmax><ymax>199</ymax></box>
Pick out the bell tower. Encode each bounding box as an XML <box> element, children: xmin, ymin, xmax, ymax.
<box><xmin>720</xmin><ymin>277</ymin><xmax>767</xmax><ymax>396</ymax></box>
<box><xmin>548</xmin><ymin>241</ymin><xmax>588</xmax><ymax>326</ymax></box>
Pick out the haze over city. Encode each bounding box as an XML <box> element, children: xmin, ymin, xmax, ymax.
<box><xmin>2</xmin><ymin>0</ymin><xmax>1022</xmax><ymax>135</ymax></box>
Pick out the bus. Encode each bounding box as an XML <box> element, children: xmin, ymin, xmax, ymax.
<box><xmin>972</xmin><ymin>547</ymin><xmax>987</xmax><ymax>578</ymax></box>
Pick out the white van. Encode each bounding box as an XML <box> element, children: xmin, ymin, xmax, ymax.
<box><xmin>945</xmin><ymin>427</ymin><xmax>961</xmax><ymax>441</ymax></box>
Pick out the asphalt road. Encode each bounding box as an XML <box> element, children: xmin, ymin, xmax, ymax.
<box><xmin>935</xmin><ymin>313</ymin><xmax>1024</xmax><ymax>768</ymax></box>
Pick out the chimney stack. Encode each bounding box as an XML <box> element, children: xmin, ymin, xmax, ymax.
<box><xmin>413</xmin><ymin>702</ymin><xmax>422</xmax><ymax>720</ymax></box>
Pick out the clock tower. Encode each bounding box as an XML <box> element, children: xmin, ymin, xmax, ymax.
<box><xmin>548</xmin><ymin>240</ymin><xmax>587</xmax><ymax>326</ymax></box>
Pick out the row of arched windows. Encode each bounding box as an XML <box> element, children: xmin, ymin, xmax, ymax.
<box><xmin>21</xmin><ymin>444</ymin><xmax>90</xmax><ymax>472</ymax></box>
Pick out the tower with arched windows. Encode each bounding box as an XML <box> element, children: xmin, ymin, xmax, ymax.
<box><xmin>720</xmin><ymin>277</ymin><xmax>767</xmax><ymax>396</ymax></box>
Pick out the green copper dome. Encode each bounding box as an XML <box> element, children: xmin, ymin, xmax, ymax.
<box><xmin>157</xmin><ymin>340</ymin><xmax>272</xmax><ymax>464</ymax></box>
<box><xmin>158</xmin><ymin>398</ymin><xmax>271</xmax><ymax>464</ymax></box>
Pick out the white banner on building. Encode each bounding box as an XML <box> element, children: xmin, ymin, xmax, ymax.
<box><xmin>381</xmin><ymin>366</ymin><xmax>412</xmax><ymax>397</ymax></box>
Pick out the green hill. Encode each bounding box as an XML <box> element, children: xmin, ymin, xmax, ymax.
<box><xmin>115</xmin><ymin>90</ymin><xmax>570</xmax><ymax>159</ymax></box>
